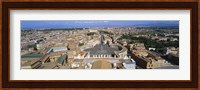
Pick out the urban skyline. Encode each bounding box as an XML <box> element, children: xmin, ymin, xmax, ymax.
<box><xmin>21</xmin><ymin>20</ymin><xmax>179</xmax><ymax>69</ymax></box>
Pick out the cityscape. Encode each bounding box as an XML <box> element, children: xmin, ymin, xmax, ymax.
<box><xmin>21</xmin><ymin>20</ymin><xmax>179</xmax><ymax>69</ymax></box>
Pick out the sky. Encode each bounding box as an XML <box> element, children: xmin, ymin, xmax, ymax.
<box><xmin>21</xmin><ymin>20</ymin><xmax>179</xmax><ymax>29</ymax></box>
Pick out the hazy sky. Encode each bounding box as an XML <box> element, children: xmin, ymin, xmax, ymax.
<box><xmin>21</xmin><ymin>20</ymin><xmax>179</xmax><ymax>29</ymax></box>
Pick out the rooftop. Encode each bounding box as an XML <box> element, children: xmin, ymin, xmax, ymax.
<box><xmin>21</xmin><ymin>53</ymin><xmax>43</xmax><ymax>58</ymax></box>
<box><xmin>57</xmin><ymin>54</ymin><xmax>67</xmax><ymax>64</ymax></box>
<box><xmin>92</xmin><ymin>60</ymin><xmax>112</xmax><ymax>69</ymax></box>
<box><xmin>154</xmin><ymin>65</ymin><xmax>179</xmax><ymax>69</ymax></box>
<box><xmin>38</xmin><ymin>62</ymin><xmax>57</xmax><ymax>69</ymax></box>
<box><xmin>46</xmin><ymin>46</ymin><xmax>68</xmax><ymax>53</ymax></box>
